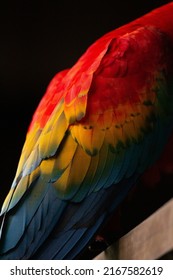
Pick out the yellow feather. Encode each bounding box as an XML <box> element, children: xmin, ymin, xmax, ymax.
<box><xmin>105</xmin><ymin>126</ymin><xmax>118</xmax><ymax>148</ymax></box>
<box><xmin>53</xmin><ymin>133</ymin><xmax>78</xmax><ymax>171</ymax></box>
<box><xmin>71</xmin><ymin>124</ymin><xmax>105</xmax><ymax>155</ymax></box>
<box><xmin>52</xmin><ymin>165</ymin><xmax>71</xmax><ymax>198</ymax></box>
<box><xmin>15</xmin><ymin>125</ymin><xmax>41</xmax><ymax>178</ymax></box>
<box><xmin>28</xmin><ymin>166</ymin><xmax>40</xmax><ymax>185</ymax></box>
<box><xmin>70</xmin><ymin>125</ymin><xmax>80</xmax><ymax>144</ymax></box>
<box><xmin>39</xmin><ymin>111</ymin><xmax>68</xmax><ymax>158</ymax></box>
<box><xmin>40</xmin><ymin>158</ymin><xmax>56</xmax><ymax>181</ymax></box>
<box><xmin>53</xmin><ymin>145</ymin><xmax>91</xmax><ymax>199</ymax></box>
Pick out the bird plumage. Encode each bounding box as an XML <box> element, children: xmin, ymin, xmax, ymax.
<box><xmin>0</xmin><ymin>2</ymin><xmax>173</xmax><ymax>259</ymax></box>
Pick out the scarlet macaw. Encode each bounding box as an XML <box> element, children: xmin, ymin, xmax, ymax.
<box><xmin>0</xmin><ymin>2</ymin><xmax>173</xmax><ymax>259</ymax></box>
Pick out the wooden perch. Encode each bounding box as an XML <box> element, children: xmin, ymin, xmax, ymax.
<box><xmin>94</xmin><ymin>198</ymin><xmax>173</xmax><ymax>260</ymax></box>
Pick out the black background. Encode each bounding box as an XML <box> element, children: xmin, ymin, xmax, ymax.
<box><xmin>0</xmin><ymin>1</ymin><xmax>172</xmax><ymax>219</ymax></box>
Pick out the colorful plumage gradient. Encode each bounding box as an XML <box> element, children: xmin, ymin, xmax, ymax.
<box><xmin>0</xmin><ymin>2</ymin><xmax>173</xmax><ymax>259</ymax></box>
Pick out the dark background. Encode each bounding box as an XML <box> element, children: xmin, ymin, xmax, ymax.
<box><xmin>0</xmin><ymin>1</ymin><xmax>172</xmax><ymax>218</ymax></box>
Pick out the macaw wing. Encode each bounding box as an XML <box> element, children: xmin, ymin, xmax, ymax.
<box><xmin>0</xmin><ymin>35</ymin><xmax>113</xmax><ymax>258</ymax></box>
<box><xmin>1</xmin><ymin>26</ymin><xmax>113</xmax><ymax>216</ymax></box>
<box><xmin>0</xmin><ymin>24</ymin><xmax>173</xmax><ymax>259</ymax></box>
